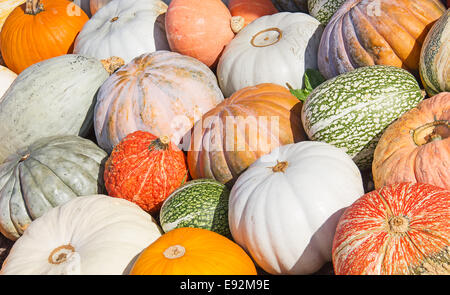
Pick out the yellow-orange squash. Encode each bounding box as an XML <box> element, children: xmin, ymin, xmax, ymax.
<box><xmin>0</xmin><ymin>0</ymin><xmax>89</xmax><ymax>73</ymax></box>
<box><xmin>228</xmin><ymin>0</ymin><xmax>278</xmax><ymax>32</ymax></box>
<box><xmin>372</xmin><ymin>92</ymin><xmax>450</xmax><ymax>190</ymax></box>
<box><xmin>165</xmin><ymin>0</ymin><xmax>235</xmax><ymax>68</ymax></box>
<box><xmin>187</xmin><ymin>83</ymin><xmax>307</xmax><ymax>186</ymax></box>
<box><xmin>129</xmin><ymin>227</ymin><xmax>257</xmax><ymax>275</ymax></box>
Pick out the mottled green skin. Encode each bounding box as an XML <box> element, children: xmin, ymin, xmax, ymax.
<box><xmin>159</xmin><ymin>179</ymin><xmax>231</xmax><ymax>238</ymax></box>
<box><xmin>0</xmin><ymin>136</ymin><xmax>107</xmax><ymax>241</ymax></box>
<box><xmin>308</xmin><ymin>0</ymin><xmax>345</xmax><ymax>24</ymax></box>
<box><xmin>302</xmin><ymin>65</ymin><xmax>423</xmax><ymax>170</ymax></box>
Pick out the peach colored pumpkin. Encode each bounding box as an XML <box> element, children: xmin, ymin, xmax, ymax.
<box><xmin>94</xmin><ymin>51</ymin><xmax>224</xmax><ymax>153</ymax></box>
<box><xmin>372</xmin><ymin>92</ymin><xmax>450</xmax><ymax>190</ymax></box>
<box><xmin>228</xmin><ymin>0</ymin><xmax>278</xmax><ymax>32</ymax></box>
<box><xmin>165</xmin><ymin>0</ymin><xmax>235</xmax><ymax>68</ymax></box>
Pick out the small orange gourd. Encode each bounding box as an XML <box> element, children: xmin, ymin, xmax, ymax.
<box><xmin>130</xmin><ymin>227</ymin><xmax>258</xmax><ymax>275</ymax></box>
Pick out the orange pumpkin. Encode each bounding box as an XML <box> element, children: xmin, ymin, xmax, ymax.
<box><xmin>104</xmin><ymin>131</ymin><xmax>188</xmax><ymax>215</ymax></box>
<box><xmin>0</xmin><ymin>0</ymin><xmax>89</xmax><ymax>73</ymax></box>
<box><xmin>187</xmin><ymin>83</ymin><xmax>307</xmax><ymax>186</ymax></box>
<box><xmin>333</xmin><ymin>182</ymin><xmax>450</xmax><ymax>275</ymax></box>
<box><xmin>372</xmin><ymin>92</ymin><xmax>450</xmax><ymax>190</ymax></box>
<box><xmin>228</xmin><ymin>0</ymin><xmax>278</xmax><ymax>33</ymax></box>
<box><xmin>129</xmin><ymin>227</ymin><xmax>257</xmax><ymax>275</ymax></box>
<box><xmin>165</xmin><ymin>0</ymin><xmax>235</xmax><ymax>68</ymax></box>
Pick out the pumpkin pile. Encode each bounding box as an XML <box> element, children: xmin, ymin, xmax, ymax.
<box><xmin>0</xmin><ymin>0</ymin><xmax>448</xmax><ymax>276</ymax></box>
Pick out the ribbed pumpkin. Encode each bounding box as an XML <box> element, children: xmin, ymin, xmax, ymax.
<box><xmin>419</xmin><ymin>9</ymin><xmax>449</xmax><ymax>96</ymax></box>
<box><xmin>271</xmin><ymin>0</ymin><xmax>307</xmax><ymax>12</ymax></box>
<box><xmin>0</xmin><ymin>54</ymin><xmax>124</xmax><ymax>164</ymax></box>
<box><xmin>0</xmin><ymin>0</ymin><xmax>25</xmax><ymax>65</ymax></box>
<box><xmin>372</xmin><ymin>92</ymin><xmax>450</xmax><ymax>190</ymax></box>
<box><xmin>187</xmin><ymin>83</ymin><xmax>307</xmax><ymax>186</ymax></box>
<box><xmin>228</xmin><ymin>0</ymin><xmax>278</xmax><ymax>33</ymax></box>
<box><xmin>104</xmin><ymin>131</ymin><xmax>188</xmax><ymax>215</ymax></box>
<box><xmin>0</xmin><ymin>136</ymin><xmax>107</xmax><ymax>241</ymax></box>
<box><xmin>318</xmin><ymin>0</ymin><xmax>446</xmax><ymax>79</ymax></box>
<box><xmin>0</xmin><ymin>0</ymin><xmax>89</xmax><ymax>74</ymax></box>
<box><xmin>129</xmin><ymin>227</ymin><xmax>257</xmax><ymax>275</ymax></box>
<box><xmin>165</xmin><ymin>0</ymin><xmax>235</xmax><ymax>68</ymax></box>
<box><xmin>94</xmin><ymin>51</ymin><xmax>224</xmax><ymax>153</ymax></box>
<box><xmin>333</xmin><ymin>183</ymin><xmax>450</xmax><ymax>275</ymax></box>
<box><xmin>0</xmin><ymin>65</ymin><xmax>16</xmax><ymax>99</ymax></box>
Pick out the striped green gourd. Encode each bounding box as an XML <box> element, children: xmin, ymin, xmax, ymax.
<box><xmin>301</xmin><ymin>65</ymin><xmax>424</xmax><ymax>170</ymax></box>
<box><xmin>308</xmin><ymin>0</ymin><xmax>345</xmax><ymax>24</ymax></box>
<box><xmin>419</xmin><ymin>9</ymin><xmax>449</xmax><ymax>96</ymax></box>
<box><xmin>159</xmin><ymin>179</ymin><xmax>231</xmax><ymax>237</ymax></box>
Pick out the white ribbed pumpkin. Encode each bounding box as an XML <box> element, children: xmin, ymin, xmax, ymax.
<box><xmin>0</xmin><ymin>65</ymin><xmax>16</xmax><ymax>99</ymax></box>
<box><xmin>217</xmin><ymin>12</ymin><xmax>323</xmax><ymax>97</ymax></box>
<box><xmin>229</xmin><ymin>141</ymin><xmax>365</xmax><ymax>274</ymax></box>
<box><xmin>94</xmin><ymin>51</ymin><xmax>224</xmax><ymax>153</ymax></box>
<box><xmin>74</xmin><ymin>0</ymin><xmax>169</xmax><ymax>64</ymax></box>
<box><xmin>1</xmin><ymin>195</ymin><xmax>162</xmax><ymax>275</ymax></box>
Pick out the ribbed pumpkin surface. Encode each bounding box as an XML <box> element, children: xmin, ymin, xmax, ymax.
<box><xmin>302</xmin><ymin>65</ymin><xmax>423</xmax><ymax>170</ymax></box>
<box><xmin>333</xmin><ymin>183</ymin><xmax>450</xmax><ymax>275</ymax></box>
<box><xmin>104</xmin><ymin>131</ymin><xmax>188</xmax><ymax>214</ymax></box>
<box><xmin>160</xmin><ymin>179</ymin><xmax>231</xmax><ymax>237</ymax></box>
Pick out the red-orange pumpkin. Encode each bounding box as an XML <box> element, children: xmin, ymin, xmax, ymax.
<box><xmin>333</xmin><ymin>182</ymin><xmax>450</xmax><ymax>275</ymax></box>
<box><xmin>0</xmin><ymin>0</ymin><xmax>89</xmax><ymax>74</ymax></box>
<box><xmin>104</xmin><ymin>131</ymin><xmax>188</xmax><ymax>215</ymax></box>
<box><xmin>372</xmin><ymin>92</ymin><xmax>450</xmax><ymax>190</ymax></box>
<box><xmin>165</xmin><ymin>0</ymin><xmax>235</xmax><ymax>68</ymax></box>
<box><xmin>228</xmin><ymin>0</ymin><xmax>278</xmax><ymax>32</ymax></box>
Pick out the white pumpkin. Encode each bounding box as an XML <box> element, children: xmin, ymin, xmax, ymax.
<box><xmin>217</xmin><ymin>12</ymin><xmax>323</xmax><ymax>97</ymax></box>
<box><xmin>0</xmin><ymin>66</ymin><xmax>16</xmax><ymax>100</ymax></box>
<box><xmin>228</xmin><ymin>141</ymin><xmax>365</xmax><ymax>275</ymax></box>
<box><xmin>74</xmin><ymin>0</ymin><xmax>170</xmax><ymax>64</ymax></box>
<box><xmin>1</xmin><ymin>195</ymin><xmax>162</xmax><ymax>275</ymax></box>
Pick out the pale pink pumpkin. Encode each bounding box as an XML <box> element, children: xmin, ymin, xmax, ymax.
<box><xmin>333</xmin><ymin>182</ymin><xmax>450</xmax><ymax>275</ymax></box>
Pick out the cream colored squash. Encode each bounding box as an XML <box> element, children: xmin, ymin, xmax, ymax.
<box><xmin>217</xmin><ymin>12</ymin><xmax>323</xmax><ymax>97</ymax></box>
<box><xmin>1</xmin><ymin>195</ymin><xmax>163</xmax><ymax>275</ymax></box>
<box><xmin>229</xmin><ymin>141</ymin><xmax>365</xmax><ymax>274</ymax></box>
<box><xmin>0</xmin><ymin>65</ymin><xmax>16</xmax><ymax>100</ymax></box>
<box><xmin>74</xmin><ymin>0</ymin><xmax>169</xmax><ymax>64</ymax></box>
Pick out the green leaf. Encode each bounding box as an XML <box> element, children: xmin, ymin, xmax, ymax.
<box><xmin>287</xmin><ymin>69</ymin><xmax>326</xmax><ymax>102</ymax></box>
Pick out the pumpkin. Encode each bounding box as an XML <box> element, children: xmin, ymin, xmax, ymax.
<box><xmin>0</xmin><ymin>0</ymin><xmax>25</xmax><ymax>65</ymax></box>
<box><xmin>1</xmin><ymin>195</ymin><xmax>163</xmax><ymax>275</ymax></box>
<box><xmin>229</xmin><ymin>141</ymin><xmax>365</xmax><ymax>274</ymax></box>
<box><xmin>372</xmin><ymin>92</ymin><xmax>450</xmax><ymax>190</ymax></box>
<box><xmin>187</xmin><ymin>83</ymin><xmax>307</xmax><ymax>186</ymax></box>
<box><xmin>0</xmin><ymin>65</ymin><xmax>16</xmax><ymax>99</ymax></box>
<box><xmin>165</xmin><ymin>0</ymin><xmax>235</xmax><ymax>68</ymax></box>
<box><xmin>104</xmin><ymin>131</ymin><xmax>188</xmax><ymax>215</ymax></box>
<box><xmin>228</xmin><ymin>0</ymin><xmax>278</xmax><ymax>33</ymax></box>
<box><xmin>301</xmin><ymin>65</ymin><xmax>424</xmax><ymax>170</ymax></box>
<box><xmin>271</xmin><ymin>0</ymin><xmax>307</xmax><ymax>12</ymax></box>
<box><xmin>0</xmin><ymin>0</ymin><xmax>89</xmax><ymax>74</ymax></box>
<box><xmin>333</xmin><ymin>183</ymin><xmax>450</xmax><ymax>275</ymax></box>
<box><xmin>217</xmin><ymin>12</ymin><xmax>323</xmax><ymax>98</ymax></box>
<box><xmin>74</xmin><ymin>0</ymin><xmax>169</xmax><ymax>64</ymax></box>
<box><xmin>159</xmin><ymin>179</ymin><xmax>231</xmax><ymax>237</ymax></box>
<box><xmin>419</xmin><ymin>9</ymin><xmax>450</xmax><ymax>96</ymax></box>
<box><xmin>0</xmin><ymin>54</ymin><xmax>124</xmax><ymax>164</ymax></box>
<box><xmin>94</xmin><ymin>51</ymin><xmax>224</xmax><ymax>153</ymax></box>
<box><xmin>129</xmin><ymin>227</ymin><xmax>257</xmax><ymax>275</ymax></box>
<box><xmin>307</xmin><ymin>0</ymin><xmax>345</xmax><ymax>25</ymax></box>
<box><xmin>0</xmin><ymin>135</ymin><xmax>107</xmax><ymax>241</ymax></box>
<box><xmin>318</xmin><ymin>0</ymin><xmax>445</xmax><ymax>80</ymax></box>
<box><xmin>89</xmin><ymin>0</ymin><xmax>110</xmax><ymax>15</ymax></box>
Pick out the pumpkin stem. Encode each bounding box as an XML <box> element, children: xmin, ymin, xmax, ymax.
<box><xmin>231</xmin><ymin>16</ymin><xmax>245</xmax><ymax>34</ymax></box>
<box><xmin>163</xmin><ymin>245</ymin><xmax>186</xmax><ymax>259</ymax></box>
<box><xmin>25</xmin><ymin>0</ymin><xmax>44</xmax><ymax>15</ymax></box>
<box><xmin>272</xmin><ymin>161</ymin><xmax>289</xmax><ymax>173</ymax></box>
<box><xmin>251</xmin><ymin>28</ymin><xmax>283</xmax><ymax>47</ymax></box>
<box><xmin>48</xmin><ymin>245</ymin><xmax>75</xmax><ymax>265</ymax></box>
<box><xmin>100</xmin><ymin>57</ymin><xmax>125</xmax><ymax>75</ymax></box>
<box><xmin>387</xmin><ymin>216</ymin><xmax>409</xmax><ymax>234</ymax></box>
<box><xmin>412</xmin><ymin>120</ymin><xmax>449</xmax><ymax>146</ymax></box>
<box><xmin>19</xmin><ymin>153</ymin><xmax>30</xmax><ymax>163</ymax></box>
<box><xmin>149</xmin><ymin>136</ymin><xmax>171</xmax><ymax>152</ymax></box>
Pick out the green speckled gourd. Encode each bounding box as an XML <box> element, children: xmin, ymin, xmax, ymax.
<box><xmin>0</xmin><ymin>54</ymin><xmax>123</xmax><ymax>164</ymax></box>
<box><xmin>307</xmin><ymin>0</ymin><xmax>345</xmax><ymax>24</ymax></box>
<box><xmin>301</xmin><ymin>65</ymin><xmax>424</xmax><ymax>170</ymax></box>
<box><xmin>0</xmin><ymin>135</ymin><xmax>107</xmax><ymax>241</ymax></box>
<box><xmin>419</xmin><ymin>9</ymin><xmax>449</xmax><ymax>96</ymax></box>
<box><xmin>159</xmin><ymin>179</ymin><xmax>231</xmax><ymax>238</ymax></box>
